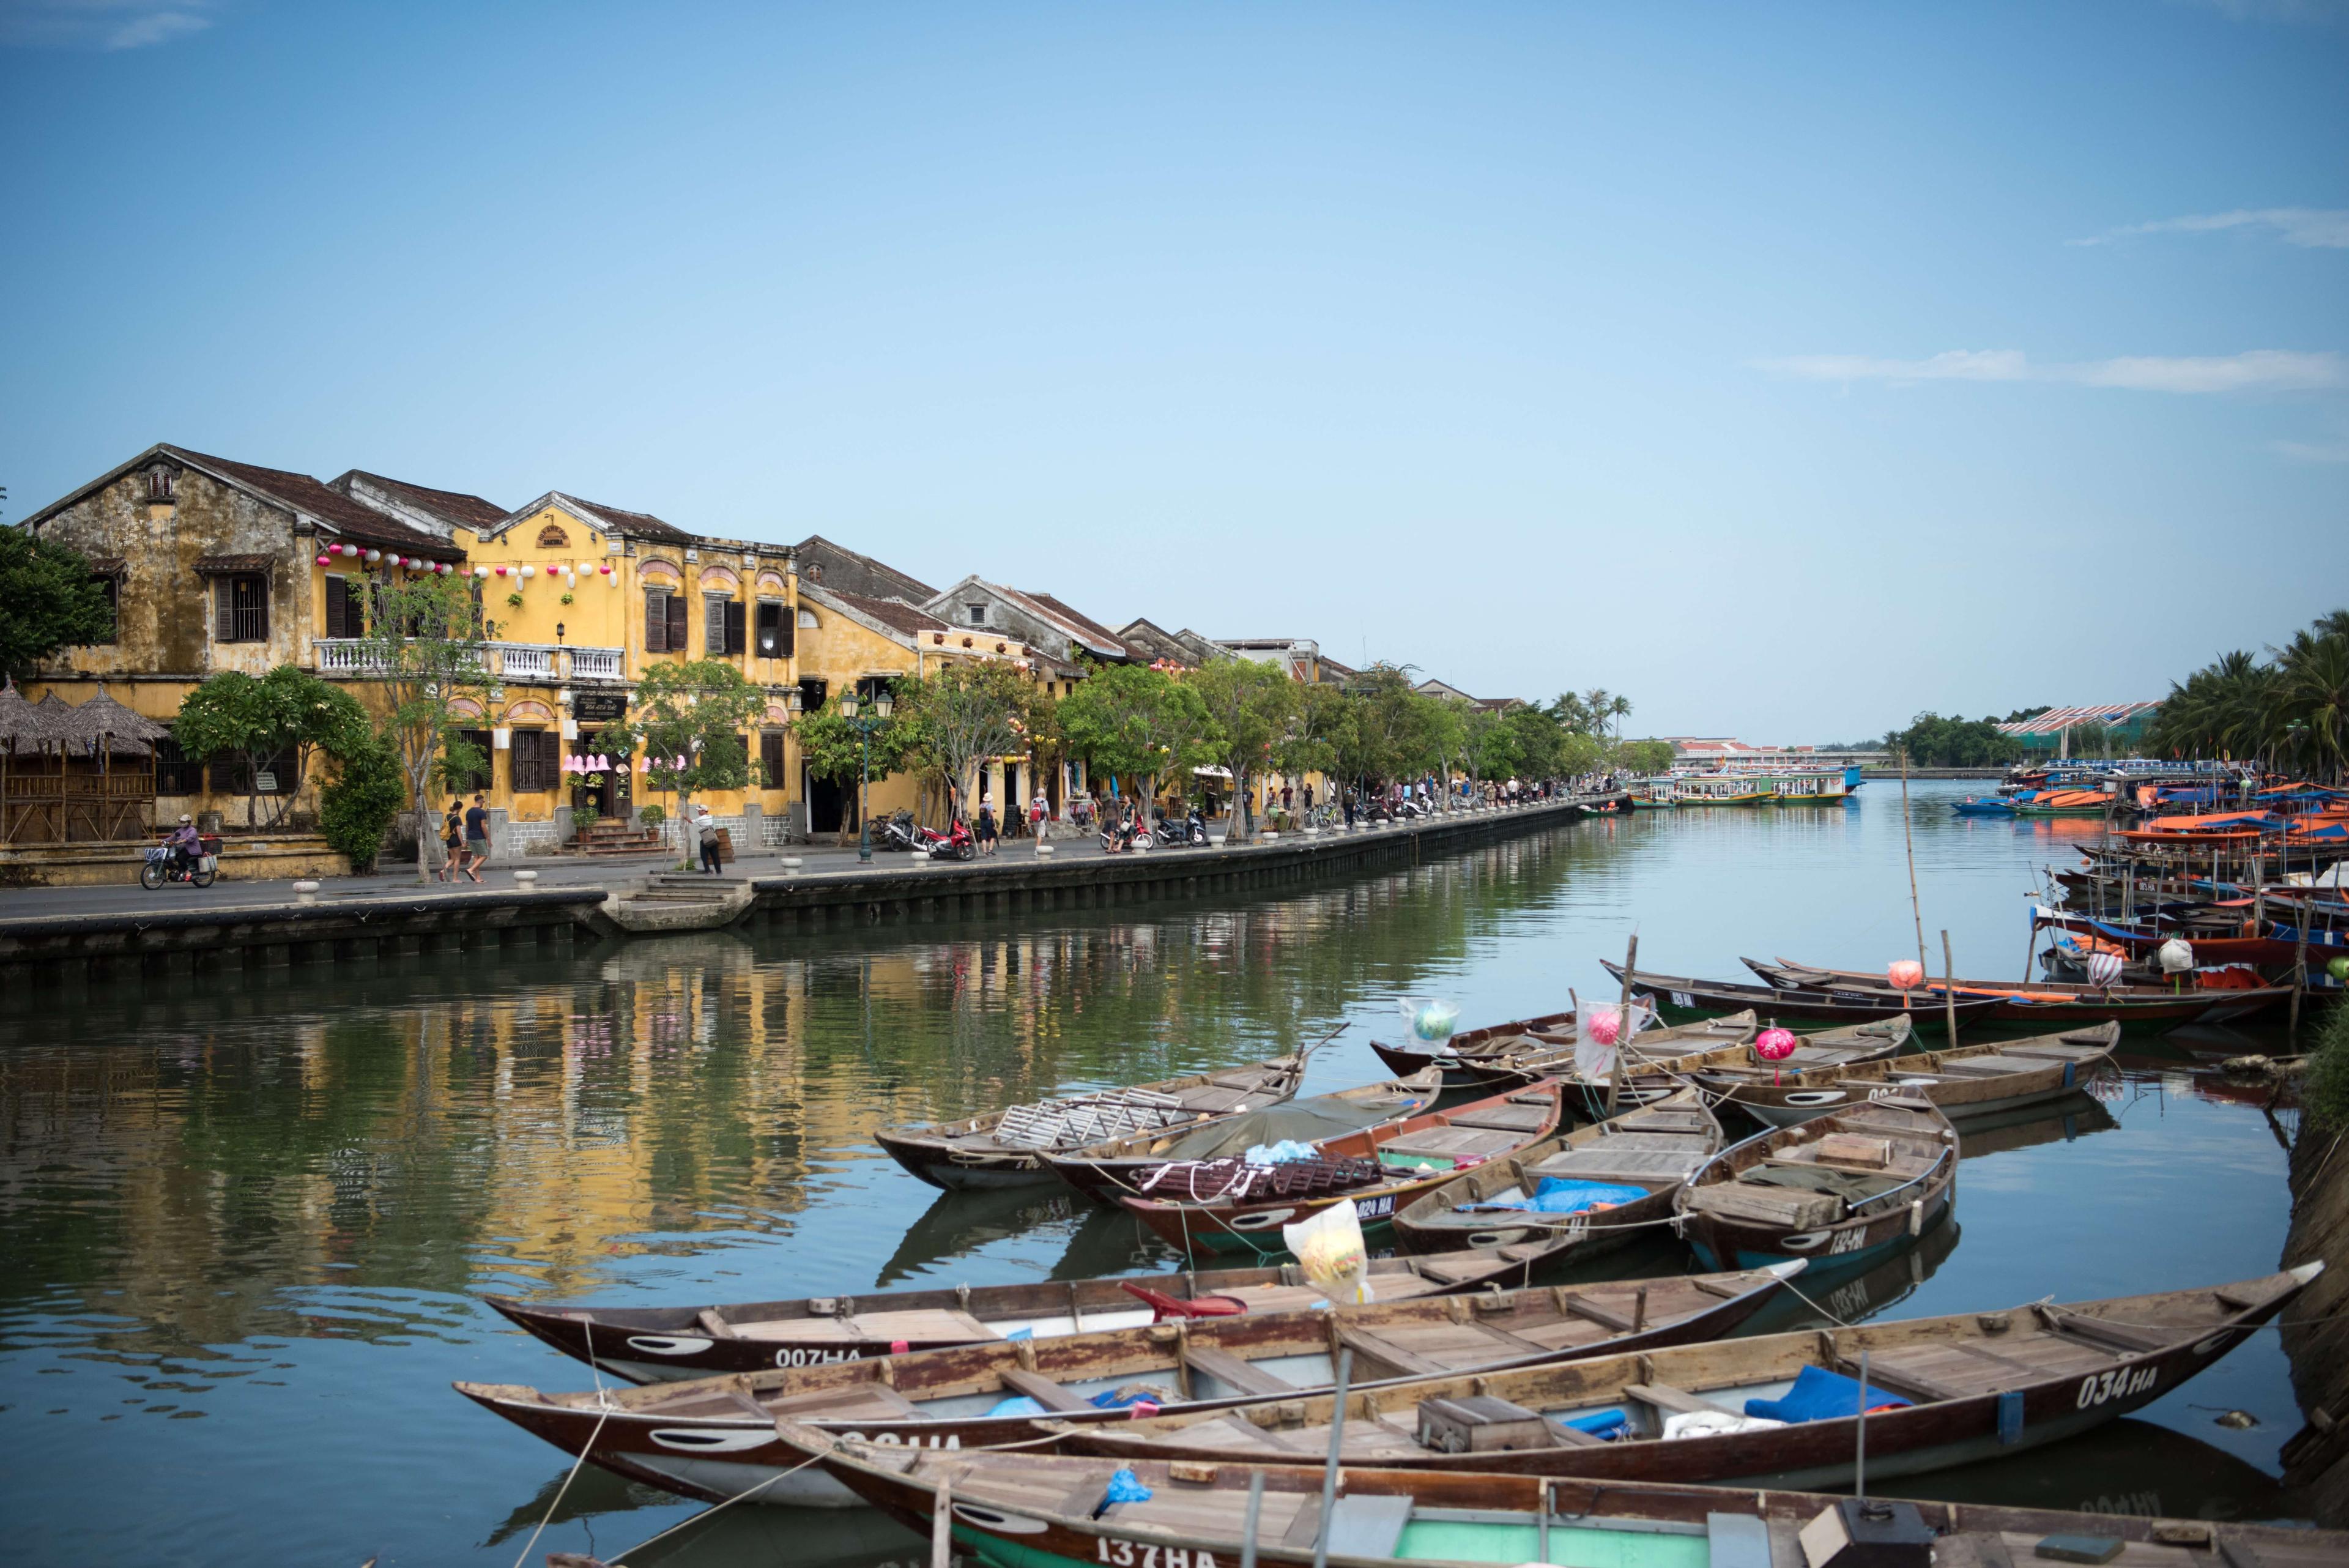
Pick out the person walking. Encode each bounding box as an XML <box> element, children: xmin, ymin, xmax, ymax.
<box><xmin>462</xmin><ymin>794</ymin><xmax>489</xmax><ymax>882</ymax></box>
<box><xmin>977</xmin><ymin>801</ymin><xmax>998</xmax><ymax>856</ymax></box>
<box><xmin>696</xmin><ymin>806</ymin><xmax>723</xmax><ymax>874</ymax></box>
<box><xmin>1341</xmin><ymin>786</ymin><xmax>1356</xmax><ymax>828</ymax></box>
<box><xmin>1030</xmin><ymin>792</ymin><xmax>1050</xmax><ymax>850</ymax></box>
<box><xmin>439</xmin><ymin>797</ymin><xmax>465</xmax><ymax>883</ymax></box>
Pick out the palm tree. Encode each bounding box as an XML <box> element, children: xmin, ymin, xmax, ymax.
<box><xmin>1608</xmin><ymin>694</ymin><xmax>1632</xmax><ymax>747</ymax></box>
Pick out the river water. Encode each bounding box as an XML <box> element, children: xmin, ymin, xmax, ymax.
<box><xmin>0</xmin><ymin>781</ymin><xmax>2320</xmax><ymax>1566</ymax></box>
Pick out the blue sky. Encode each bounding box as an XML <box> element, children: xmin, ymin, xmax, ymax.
<box><xmin>2</xmin><ymin>2</ymin><xmax>2342</xmax><ymax>743</ymax></box>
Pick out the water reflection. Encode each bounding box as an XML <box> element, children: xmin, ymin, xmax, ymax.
<box><xmin>0</xmin><ymin>784</ymin><xmax>2318</xmax><ymax>1565</ymax></box>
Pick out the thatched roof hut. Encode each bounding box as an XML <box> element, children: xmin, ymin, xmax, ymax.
<box><xmin>60</xmin><ymin>691</ymin><xmax>172</xmax><ymax>757</ymax></box>
<box><xmin>0</xmin><ymin>684</ymin><xmax>75</xmax><ymax>755</ymax></box>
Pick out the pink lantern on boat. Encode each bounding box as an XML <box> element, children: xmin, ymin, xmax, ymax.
<box><xmin>1755</xmin><ymin>1027</ymin><xmax>1798</xmax><ymax>1061</ymax></box>
<box><xmin>1583</xmin><ymin>1005</ymin><xmax>1624</xmax><ymax>1047</ymax></box>
<box><xmin>1888</xmin><ymin>959</ymin><xmax>1925</xmax><ymax>990</ymax></box>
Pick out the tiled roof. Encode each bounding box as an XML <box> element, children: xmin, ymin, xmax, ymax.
<box><xmin>562</xmin><ymin>496</ymin><xmax>697</xmax><ymax>544</ymax></box>
<box><xmin>796</xmin><ymin>535</ymin><xmax>938</xmax><ymax>602</ymax></box>
<box><xmin>193</xmin><ymin>553</ymin><xmax>280</xmax><ymax>574</ymax></box>
<box><xmin>1011</xmin><ymin>589</ymin><xmax>1129</xmax><ymax>658</ymax></box>
<box><xmin>336</xmin><ymin>470</ymin><xmax>508</xmax><ymax>531</ymax></box>
<box><xmin>829</xmin><ymin>589</ymin><xmax>949</xmax><ymax>639</ymax></box>
<box><xmin>171</xmin><ymin>447</ymin><xmax>465</xmax><ymax>560</ymax></box>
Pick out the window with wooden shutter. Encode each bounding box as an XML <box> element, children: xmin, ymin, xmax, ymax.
<box><xmin>757</xmin><ymin>600</ymin><xmax>792</xmax><ymax>658</ymax></box>
<box><xmin>325</xmin><ymin>576</ymin><xmax>351</xmax><ymax>639</ymax></box>
<box><xmin>645</xmin><ymin>589</ymin><xmax>669</xmax><ymax>653</ymax></box>
<box><xmin>760</xmin><ymin>730</ymin><xmax>786</xmax><ymax>787</ymax></box>
<box><xmin>724</xmin><ymin>599</ymin><xmax>746</xmax><ymax>655</ymax></box>
<box><xmin>706</xmin><ymin>595</ymin><xmax>736</xmax><ymax>656</ymax></box>
<box><xmin>511</xmin><ymin>730</ymin><xmax>556</xmax><ymax>792</ymax></box>
<box><xmin>666</xmin><ymin>592</ymin><xmax>687</xmax><ymax>653</ymax></box>
<box><xmin>215</xmin><ymin>574</ymin><xmax>268</xmax><ymax>642</ymax></box>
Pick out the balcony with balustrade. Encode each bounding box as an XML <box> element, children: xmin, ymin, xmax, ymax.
<box><xmin>313</xmin><ymin>640</ymin><xmax>627</xmax><ymax>684</ymax></box>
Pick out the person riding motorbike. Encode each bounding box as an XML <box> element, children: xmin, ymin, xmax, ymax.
<box><xmin>165</xmin><ymin>814</ymin><xmax>203</xmax><ymax>874</ymax></box>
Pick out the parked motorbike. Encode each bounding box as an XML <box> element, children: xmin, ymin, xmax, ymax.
<box><xmin>1100</xmin><ymin>816</ymin><xmax>1140</xmax><ymax>853</ymax></box>
<box><xmin>140</xmin><ymin>842</ymin><xmax>217</xmax><ymax>890</ymax></box>
<box><xmin>915</xmin><ymin>820</ymin><xmax>978</xmax><ymax>861</ymax></box>
<box><xmin>875</xmin><ymin>810</ymin><xmax>919</xmax><ymax>852</ymax></box>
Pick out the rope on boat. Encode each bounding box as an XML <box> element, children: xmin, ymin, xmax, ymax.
<box><xmin>511</xmin><ymin>1316</ymin><xmax>616</xmax><ymax>1568</ymax></box>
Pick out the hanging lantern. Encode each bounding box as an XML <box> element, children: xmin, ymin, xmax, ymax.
<box><xmin>598</xmin><ymin>563</ymin><xmax>612</xmax><ymax>576</ymax></box>
<box><xmin>519</xmin><ymin>564</ymin><xmax>535</xmax><ymax>578</ymax></box>
<box><xmin>2086</xmin><ymin>952</ymin><xmax>2124</xmax><ymax>987</ymax></box>
<box><xmin>365</xmin><ymin>548</ymin><xmax>381</xmax><ymax>563</ymax></box>
<box><xmin>2329</xmin><ymin>956</ymin><xmax>2348</xmax><ymax>983</ymax></box>
<box><xmin>437</xmin><ymin>562</ymin><xmax>452</xmax><ymax>576</ymax></box>
<box><xmin>1582</xmin><ymin>1005</ymin><xmax>1624</xmax><ymax>1047</ymax></box>
<box><xmin>494</xmin><ymin>565</ymin><xmax>508</xmax><ymax>577</ymax></box>
<box><xmin>1887</xmin><ymin>959</ymin><xmax>1925</xmax><ymax>990</ymax></box>
<box><xmin>315</xmin><ymin>554</ymin><xmax>330</xmax><ymax>567</ymax></box>
<box><xmin>1754</xmin><ymin>1028</ymin><xmax>1798</xmax><ymax>1061</ymax></box>
<box><xmin>2156</xmin><ymin>938</ymin><xmax>2194</xmax><ymax>975</ymax></box>
<box><xmin>475</xmin><ymin>565</ymin><xmax>490</xmax><ymax>579</ymax></box>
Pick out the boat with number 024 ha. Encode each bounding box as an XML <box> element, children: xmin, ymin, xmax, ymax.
<box><xmin>1044</xmin><ymin>1266</ymin><xmax>2322</xmax><ymax>1493</ymax></box>
<box><xmin>1675</xmin><ymin>1096</ymin><xmax>1956</xmax><ymax>1272</ymax></box>
<box><xmin>455</xmin><ymin>1264</ymin><xmax>1800</xmax><ymax>1508</ymax></box>
<box><xmin>777</xmin><ymin>1425</ymin><xmax>2349</xmax><ymax>1568</ymax></box>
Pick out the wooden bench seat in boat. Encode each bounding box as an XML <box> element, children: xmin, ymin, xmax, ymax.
<box><xmin>1529</xmin><ymin>1145</ymin><xmax>1707</xmax><ymax>1185</ymax></box>
<box><xmin>1622</xmin><ymin>1382</ymin><xmax>1745</xmax><ymax>1419</ymax></box>
<box><xmin>1617</xmin><ymin>1110</ymin><xmax>1716</xmax><ymax>1134</ymax></box>
<box><xmin>1217</xmin><ymin>1284</ymin><xmax>1345</xmax><ymax>1314</ymax></box>
<box><xmin>1442</xmin><ymin>1101</ymin><xmax>1557</xmax><ymax>1134</ymax></box>
<box><xmin>1380</xmin><ymin>1127</ymin><xmax>1527</xmax><ymax>1161</ymax></box>
<box><xmin>1354</xmin><ymin>1320</ymin><xmax>1554</xmax><ymax>1367</ymax></box>
<box><xmin>1557</xmin><ymin>1291</ymin><xmax>1641</xmax><ymax>1332</ymax></box>
<box><xmin>760</xmin><ymin>1382</ymin><xmax>927</xmax><ymax>1421</ymax></box>
<box><xmin>1180</xmin><ymin>1343</ymin><xmax>1297</xmax><ymax>1399</ymax></box>
<box><xmin>729</xmin><ymin>1307</ymin><xmax>997</xmax><ymax>1344</ymax></box>
<box><xmin>997</xmin><ymin>1367</ymin><xmax>1098</xmax><ymax>1414</ymax></box>
<box><xmin>2039</xmin><ymin>1307</ymin><xmax>2184</xmax><ymax>1356</ymax></box>
<box><xmin>1682</xmin><ymin>1181</ymin><xmax>1843</xmax><ymax>1230</ymax></box>
<box><xmin>1924</xmin><ymin>1056</ymin><xmax>2043</xmax><ymax>1077</ymax></box>
<box><xmin>1170</xmin><ymin>1087</ymin><xmax>1256</xmax><ymax>1115</ymax></box>
<box><xmin>1335</xmin><ymin>1326</ymin><xmax>1452</xmax><ymax>1378</ymax></box>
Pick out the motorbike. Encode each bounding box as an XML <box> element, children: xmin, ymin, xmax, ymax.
<box><xmin>1100</xmin><ymin>816</ymin><xmax>1140</xmax><ymax>853</ymax></box>
<box><xmin>141</xmin><ymin>841</ymin><xmax>217</xmax><ymax>890</ymax></box>
<box><xmin>1149</xmin><ymin>810</ymin><xmax>1207</xmax><ymax>847</ymax></box>
<box><xmin>915</xmin><ymin>820</ymin><xmax>978</xmax><ymax>861</ymax></box>
<box><xmin>875</xmin><ymin>810</ymin><xmax>919</xmax><ymax>852</ymax></box>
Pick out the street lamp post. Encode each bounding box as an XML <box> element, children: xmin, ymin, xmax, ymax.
<box><xmin>839</xmin><ymin>688</ymin><xmax>894</xmax><ymax>863</ymax></box>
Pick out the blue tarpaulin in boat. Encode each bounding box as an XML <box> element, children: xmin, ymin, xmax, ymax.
<box><xmin>1745</xmin><ymin>1365</ymin><xmax>1912</xmax><ymax>1424</ymax></box>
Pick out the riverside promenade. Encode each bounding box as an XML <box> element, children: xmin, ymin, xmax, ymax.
<box><xmin>0</xmin><ymin>797</ymin><xmax>1601</xmax><ymax>987</ymax></box>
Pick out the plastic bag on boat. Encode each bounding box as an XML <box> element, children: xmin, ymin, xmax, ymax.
<box><xmin>2085</xmin><ymin>951</ymin><xmax>2123</xmax><ymax>987</ymax></box>
<box><xmin>1463</xmin><ymin>1177</ymin><xmax>1645</xmax><ymax>1215</ymax></box>
<box><xmin>1102</xmin><ymin>1470</ymin><xmax>1153</xmax><ymax>1506</ymax></box>
<box><xmin>1398</xmin><ymin>997</ymin><xmax>1461</xmax><ymax>1046</ymax></box>
<box><xmin>986</xmin><ymin>1395</ymin><xmax>1047</xmax><ymax>1417</ymax></box>
<box><xmin>1663</xmin><ymin>1410</ymin><xmax>1784</xmax><ymax>1440</ymax></box>
<box><xmin>2157</xmin><ymin>938</ymin><xmax>2194</xmax><ymax>975</ymax></box>
<box><xmin>1243</xmin><ymin>1139</ymin><xmax>1318</xmax><ymax>1167</ymax></box>
<box><xmin>1283</xmin><ymin>1200</ymin><xmax>1374</xmax><ymax>1306</ymax></box>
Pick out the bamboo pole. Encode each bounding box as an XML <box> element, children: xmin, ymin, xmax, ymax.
<box><xmin>1606</xmin><ymin>932</ymin><xmax>1639</xmax><ymax>1119</ymax></box>
<box><xmin>1311</xmin><ymin>1348</ymin><xmax>1354</xmax><ymax>1568</ymax></box>
<box><xmin>1940</xmin><ymin>930</ymin><xmax>1961</xmax><ymax>1049</ymax></box>
<box><xmin>1900</xmin><ymin>748</ymin><xmax>1926</xmax><ymax>975</ymax></box>
<box><xmin>2292</xmin><ymin>923</ymin><xmax>2310</xmax><ymax>1038</ymax></box>
<box><xmin>931</xmin><ymin>1477</ymin><xmax>953</xmax><ymax>1568</ymax></box>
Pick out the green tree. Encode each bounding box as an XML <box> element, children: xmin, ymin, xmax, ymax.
<box><xmin>1056</xmin><ymin>662</ymin><xmax>1209</xmax><ymax>817</ymax></box>
<box><xmin>1274</xmin><ymin>680</ymin><xmax>1357</xmax><ymax>795</ymax></box>
<box><xmin>172</xmin><ymin>664</ymin><xmax>370</xmax><ymax>829</ymax></box>
<box><xmin>349</xmin><ymin>574</ymin><xmax>491</xmax><ymax>883</ymax></box>
<box><xmin>0</xmin><ymin>528</ymin><xmax>113</xmax><ymax>678</ymax></box>
<box><xmin>1613</xmin><ymin>737</ymin><xmax>1676</xmax><ymax>776</ymax></box>
<box><xmin>790</xmin><ymin>702</ymin><xmax>913</xmax><ymax>846</ymax></box>
<box><xmin>1191</xmin><ymin>657</ymin><xmax>1297</xmax><ymax>839</ymax></box>
<box><xmin>894</xmin><ymin>659</ymin><xmax>1039</xmax><ymax>823</ymax></box>
<box><xmin>1884</xmin><ymin>712</ymin><xmax>2025</xmax><ymax>768</ymax></box>
<box><xmin>317</xmin><ymin>736</ymin><xmax>407</xmax><ymax>874</ymax></box>
<box><xmin>1342</xmin><ymin>664</ymin><xmax>1425</xmax><ymax>787</ymax></box>
<box><xmin>597</xmin><ymin>659</ymin><xmax>769</xmax><ymax>865</ymax></box>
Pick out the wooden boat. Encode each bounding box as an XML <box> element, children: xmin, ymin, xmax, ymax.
<box><xmin>455</xmin><ymin>1263</ymin><xmax>1800</xmax><ymax>1508</ymax></box>
<box><xmin>1745</xmin><ymin>957</ymin><xmax>2293</xmax><ymax>1030</ymax></box>
<box><xmin>1389</xmin><ymin>1088</ymin><xmax>1722</xmax><ymax>1259</ymax></box>
<box><xmin>1674</xmin><ymin>775</ymin><xmax>1775</xmax><ymax>806</ymax></box>
<box><xmin>481</xmin><ymin>1246</ymin><xmax>1571</xmax><ymax>1383</ymax></box>
<box><xmin>1365</xmin><ymin>1007</ymin><xmax>1751</xmax><ymax>1091</ymax></box>
<box><xmin>1676</xmin><ymin>1096</ymin><xmax>1956</xmax><ymax>1272</ymax></box>
<box><xmin>1046</xmin><ymin>1266</ymin><xmax>2322</xmax><ymax>1493</ymax></box>
<box><xmin>1116</xmin><ymin>1082</ymin><xmax>1571</xmax><ymax>1260</ymax></box>
<box><xmin>784</xmin><ymin>1425</ymin><xmax>2349</xmax><ymax>1568</ymax></box>
<box><xmin>1696</xmin><ymin>1023</ymin><xmax>2121</xmax><ymax>1129</ymax></box>
<box><xmin>1042</xmin><ymin>1072</ymin><xmax>1449</xmax><ymax>1205</ymax></box>
<box><xmin>874</xmin><ymin>1055</ymin><xmax>1317</xmax><ymax>1191</ymax></box>
<box><xmin>1601</xmin><ymin>959</ymin><xmax>2005</xmax><ymax>1030</ymax></box>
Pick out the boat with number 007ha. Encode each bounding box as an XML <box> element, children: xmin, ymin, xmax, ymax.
<box><xmin>1694</xmin><ymin>1023</ymin><xmax>2120</xmax><ymax>1129</ymax></box>
<box><xmin>779</xmin><ymin>1424</ymin><xmax>2349</xmax><ymax>1568</ymax></box>
<box><xmin>481</xmin><ymin>1247</ymin><xmax>1576</xmax><ymax>1384</ymax></box>
<box><xmin>455</xmin><ymin>1263</ymin><xmax>1801</xmax><ymax>1508</ymax></box>
<box><xmin>1388</xmin><ymin>1087</ymin><xmax>1722</xmax><ymax>1260</ymax></box>
<box><xmin>1745</xmin><ymin>958</ymin><xmax>2293</xmax><ymax>1031</ymax></box>
<box><xmin>1045</xmin><ymin>1266</ymin><xmax>2321</xmax><ymax>1493</ymax></box>
<box><xmin>1675</xmin><ymin>1096</ymin><xmax>1956</xmax><ymax>1272</ymax></box>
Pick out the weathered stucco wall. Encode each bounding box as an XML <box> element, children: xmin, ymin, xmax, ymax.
<box><xmin>32</xmin><ymin>466</ymin><xmax>308</xmax><ymax>682</ymax></box>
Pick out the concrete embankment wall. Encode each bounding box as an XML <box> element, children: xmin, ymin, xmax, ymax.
<box><xmin>0</xmin><ymin>800</ymin><xmax>1590</xmax><ymax>989</ymax></box>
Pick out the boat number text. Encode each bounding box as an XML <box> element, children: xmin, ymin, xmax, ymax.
<box><xmin>836</xmin><ymin>1431</ymin><xmax>962</xmax><ymax>1449</ymax></box>
<box><xmin>2076</xmin><ymin>1366</ymin><xmax>2158</xmax><ymax>1408</ymax></box>
<box><xmin>1828</xmin><ymin>1227</ymin><xmax>1869</xmax><ymax>1255</ymax></box>
<box><xmin>775</xmin><ymin>1347</ymin><xmax>861</xmax><ymax>1367</ymax></box>
<box><xmin>1670</xmin><ymin>991</ymin><xmax>1694</xmax><ymax>1009</ymax></box>
<box><xmin>1354</xmin><ymin>1195</ymin><xmax>1395</xmax><ymax>1219</ymax></box>
<box><xmin>1098</xmin><ymin>1540</ymin><xmax>1216</xmax><ymax>1567</ymax></box>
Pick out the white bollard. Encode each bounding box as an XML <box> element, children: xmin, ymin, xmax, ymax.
<box><xmin>1037</xmin><ymin>841</ymin><xmax>1055</xmax><ymax>856</ymax></box>
<box><xmin>911</xmin><ymin>849</ymin><xmax>931</xmax><ymax>864</ymax></box>
<box><xmin>782</xmin><ymin>855</ymin><xmax>804</xmax><ymax>875</ymax></box>
<box><xmin>1260</xmin><ymin>830</ymin><xmax>1278</xmax><ymax>842</ymax></box>
<box><xmin>513</xmin><ymin>869</ymin><xmax>538</xmax><ymax>886</ymax></box>
<box><xmin>293</xmin><ymin>880</ymin><xmax>319</xmax><ymax>905</ymax></box>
